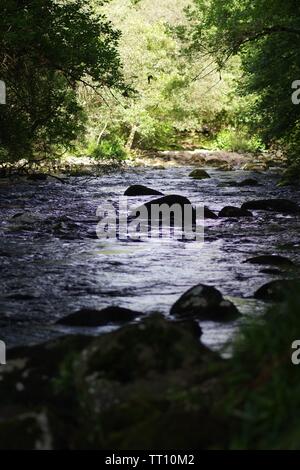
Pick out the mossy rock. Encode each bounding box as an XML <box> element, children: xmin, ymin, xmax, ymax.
<box><xmin>0</xmin><ymin>315</ymin><xmax>230</xmax><ymax>449</ymax></box>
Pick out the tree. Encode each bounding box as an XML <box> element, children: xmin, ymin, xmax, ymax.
<box><xmin>0</xmin><ymin>0</ymin><xmax>124</xmax><ymax>164</ymax></box>
<box><xmin>187</xmin><ymin>0</ymin><xmax>300</xmax><ymax>164</ymax></box>
<box><xmin>82</xmin><ymin>0</ymin><xmax>234</xmax><ymax>153</ymax></box>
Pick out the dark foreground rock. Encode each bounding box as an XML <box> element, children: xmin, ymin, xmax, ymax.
<box><xmin>254</xmin><ymin>280</ymin><xmax>300</xmax><ymax>301</ymax></box>
<box><xmin>124</xmin><ymin>185</ymin><xmax>164</xmax><ymax>196</ymax></box>
<box><xmin>0</xmin><ymin>315</ymin><xmax>230</xmax><ymax>449</ymax></box>
<box><xmin>56</xmin><ymin>306</ymin><xmax>141</xmax><ymax>327</ymax></box>
<box><xmin>244</xmin><ymin>255</ymin><xmax>294</xmax><ymax>267</ymax></box>
<box><xmin>170</xmin><ymin>284</ymin><xmax>240</xmax><ymax>322</ymax></box>
<box><xmin>218</xmin><ymin>206</ymin><xmax>253</xmax><ymax>218</ymax></box>
<box><xmin>241</xmin><ymin>199</ymin><xmax>300</xmax><ymax>214</ymax></box>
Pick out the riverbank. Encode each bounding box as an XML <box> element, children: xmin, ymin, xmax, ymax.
<box><xmin>0</xmin><ymin>147</ymin><xmax>287</xmax><ymax>180</ymax></box>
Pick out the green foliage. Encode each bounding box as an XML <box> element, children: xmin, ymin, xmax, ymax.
<box><xmin>187</xmin><ymin>0</ymin><xmax>300</xmax><ymax>171</ymax></box>
<box><xmin>83</xmin><ymin>0</ymin><xmax>237</xmax><ymax>151</ymax></box>
<box><xmin>0</xmin><ymin>0</ymin><xmax>124</xmax><ymax>164</ymax></box>
<box><xmin>213</xmin><ymin>128</ymin><xmax>265</xmax><ymax>153</ymax></box>
<box><xmin>87</xmin><ymin>135</ymin><xmax>127</xmax><ymax>162</ymax></box>
<box><xmin>227</xmin><ymin>286</ymin><xmax>300</xmax><ymax>449</ymax></box>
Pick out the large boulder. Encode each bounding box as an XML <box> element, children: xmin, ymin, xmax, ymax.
<box><xmin>218</xmin><ymin>206</ymin><xmax>253</xmax><ymax>218</ymax></box>
<box><xmin>56</xmin><ymin>306</ymin><xmax>140</xmax><ymax>327</ymax></box>
<box><xmin>0</xmin><ymin>315</ymin><xmax>228</xmax><ymax>449</ymax></box>
<box><xmin>128</xmin><ymin>195</ymin><xmax>197</xmax><ymax>233</ymax></box>
<box><xmin>244</xmin><ymin>255</ymin><xmax>294</xmax><ymax>267</ymax></box>
<box><xmin>131</xmin><ymin>194</ymin><xmax>193</xmax><ymax>213</ymax></box>
<box><xmin>189</xmin><ymin>169</ymin><xmax>211</xmax><ymax>180</ymax></box>
<box><xmin>170</xmin><ymin>284</ymin><xmax>240</xmax><ymax>322</ymax></box>
<box><xmin>130</xmin><ymin>196</ymin><xmax>216</xmax><ymax>224</ymax></box>
<box><xmin>241</xmin><ymin>199</ymin><xmax>300</xmax><ymax>214</ymax></box>
<box><xmin>124</xmin><ymin>185</ymin><xmax>163</xmax><ymax>196</ymax></box>
<box><xmin>254</xmin><ymin>280</ymin><xmax>300</xmax><ymax>301</ymax></box>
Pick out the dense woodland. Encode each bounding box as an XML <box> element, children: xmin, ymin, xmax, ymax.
<box><xmin>1</xmin><ymin>0</ymin><xmax>299</xmax><ymax>172</ymax></box>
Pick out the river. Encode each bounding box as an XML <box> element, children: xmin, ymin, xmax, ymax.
<box><xmin>1</xmin><ymin>165</ymin><xmax>300</xmax><ymax>352</ymax></box>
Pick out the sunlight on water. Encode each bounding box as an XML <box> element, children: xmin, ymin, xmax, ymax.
<box><xmin>0</xmin><ymin>166</ymin><xmax>300</xmax><ymax>352</ymax></box>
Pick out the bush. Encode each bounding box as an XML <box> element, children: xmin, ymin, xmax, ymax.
<box><xmin>87</xmin><ymin>136</ymin><xmax>127</xmax><ymax>163</ymax></box>
<box><xmin>214</xmin><ymin>128</ymin><xmax>265</xmax><ymax>153</ymax></box>
<box><xmin>226</xmin><ymin>284</ymin><xmax>300</xmax><ymax>449</ymax></box>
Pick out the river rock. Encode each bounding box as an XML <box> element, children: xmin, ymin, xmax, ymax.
<box><xmin>254</xmin><ymin>280</ymin><xmax>300</xmax><ymax>301</ymax></box>
<box><xmin>56</xmin><ymin>306</ymin><xmax>140</xmax><ymax>326</ymax></box>
<box><xmin>129</xmin><ymin>195</ymin><xmax>195</xmax><ymax>225</ymax></box>
<box><xmin>129</xmin><ymin>196</ymin><xmax>217</xmax><ymax>228</ymax></box>
<box><xmin>134</xmin><ymin>194</ymin><xmax>192</xmax><ymax>210</ymax></box>
<box><xmin>27</xmin><ymin>173</ymin><xmax>48</xmax><ymax>182</ymax></box>
<box><xmin>170</xmin><ymin>284</ymin><xmax>240</xmax><ymax>321</ymax></box>
<box><xmin>218</xmin><ymin>206</ymin><xmax>253</xmax><ymax>218</ymax></box>
<box><xmin>189</xmin><ymin>169</ymin><xmax>211</xmax><ymax>179</ymax></box>
<box><xmin>243</xmin><ymin>255</ymin><xmax>294</xmax><ymax>267</ymax></box>
<box><xmin>236</xmin><ymin>178</ymin><xmax>259</xmax><ymax>187</ymax></box>
<box><xmin>204</xmin><ymin>206</ymin><xmax>218</xmax><ymax>219</ymax></box>
<box><xmin>241</xmin><ymin>199</ymin><xmax>300</xmax><ymax>214</ymax></box>
<box><xmin>124</xmin><ymin>185</ymin><xmax>164</xmax><ymax>196</ymax></box>
<box><xmin>10</xmin><ymin>212</ymin><xmax>43</xmax><ymax>224</ymax></box>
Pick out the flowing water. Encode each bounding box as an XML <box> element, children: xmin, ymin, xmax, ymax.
<box><xmin>1</xmin><ymin>165</ymin><xmax>300</xmax><ymax>352</ymax></box>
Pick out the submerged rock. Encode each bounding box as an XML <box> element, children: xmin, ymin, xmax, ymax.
<box><xmin>124</xmin><ymin>185</ymin><xmax>163</xmax><ymax>196</ymax></box>
<box><xmin>244</xmin><ymin>255</ymin><xmax>294</xmax><ymax>267</ymax></box>
<box><xmin>170</xmin><ymin>284</ymin><xmax>240</xmax><ymax>322</ymax></box>
<box><xmin>189</xmin><ymin>169</ymin><xmax>211</xmax><ymax>180</ymax></box>
<box><xmin>10</xmin><ymin>212</ymin><xmax>43</xmax><ymax>225</ymax></box>
<box><xmin>218</xmin><ymin>206</ymin><xmax>253</xmax><ymax>218</ymax></box>
<box><xmin>226</xmin><ymin>178</ymin><xmax>259</xmax><ymax>188</ymax></box>
<box><xmin>56</xmin><ymin>306</ymin><xmax>140</xmax><ymax>326</ymax></box>
<box><xmin>241</xmin><ymin>199</ymin><xmax>300</xmax><ymax>214</ymax></box>
<box><xmin>236</xmin><ymin>178</ymin><xmax>259</xmax><ymax>187</ymax></box>
<box><xmin>254</xmin><ymin>280</ymin><xmax>300</xmax><ymax>301</ymax></box>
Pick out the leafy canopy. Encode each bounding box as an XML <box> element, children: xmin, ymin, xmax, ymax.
<box><xmin>188</xmin><ymin>0</ymin><xmax>300</xmax><ymax>162</ymax></box>
<box><xmin>0</xmin><ymin>0</ymin><xmax>124</xmax><ymax>163</ymax></box>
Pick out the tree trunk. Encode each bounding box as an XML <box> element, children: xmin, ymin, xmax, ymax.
<box><xmin>126</xmin><ymin>125</ymin><xmax>137</xmax><ymax>150</ymax></box>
